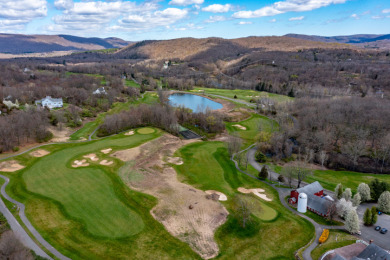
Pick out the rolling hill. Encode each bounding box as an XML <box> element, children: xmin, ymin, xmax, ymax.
<box><xmin>0</xmin><ymin>34</ymin><xmax>131</xmax><ymax>54</ymax></box>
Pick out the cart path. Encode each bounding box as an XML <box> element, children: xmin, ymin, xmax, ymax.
<box><xmin>0</xmin><ymin>176</ymin><xmax>71</xmax><ymax>260</ymax></box>
<box><xmin>233</xmin><ymin>145</ymin><xmax>345</xmax><ymax>260</ymax></box>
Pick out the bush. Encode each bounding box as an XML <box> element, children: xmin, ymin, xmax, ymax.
<box><xmin>318</xmin><ymin>229</ymin><xmax>329</xmax><ymax>244</ymax></box>
<box><xmin>255</xmin><ymin>151</ymin><xmax>266</xmax><ymax>163</ymax></box>
<box><xmin>258</xmin><ymin>166</ymin><xmax>268</xmax><ymax>180</ymax></box>
<box><xmin>234</xmin><ymin>95</ymin><xmax>237</xmax><ymax>99</ymax></box>
<box><xmin>371</xmin><ymin>207</ymin><xmax>377</xmax><ymax>225</ymax></box>
<box><xmin>277</xmin><ymin>175</ymin><xmax>285</xmax><ymax>183</ymax></box>
<box><xmin>363</xmin><ymin>208</ymin><xmax>372</xmax><ymax>225</ymax></box>
<box><xmin>12</xmin><ymin>147</ymin><xmax>19</xmax><ymax>152</ymax></box>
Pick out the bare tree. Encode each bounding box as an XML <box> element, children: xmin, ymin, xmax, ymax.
<box><xmin>326</xmin><ymin>201</ymin><xmax>338</xmax><ymax>222</ymax></box>
<box><xmin>227</xmin><ymin>134</ymin><xmax>242</xmax><ymax>158</ymax></box>
<box><xmin>233</xmin><ymin>196</ymin><xmax>252</xmax><ymax>228</ymax></box>
<box><xmin>319</xmin><ymin>150</ymin><xmax>328</xmax><ymax>168</ymax></box>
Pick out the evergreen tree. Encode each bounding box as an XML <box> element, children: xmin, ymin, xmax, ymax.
<box><xmin>371</xmin><ymin>207</ymin><xmax>378</xmax><ymax>225</ymax></box>
<box><xmin>345</xmin><ymin>209</ymin><xmax>360</xmax><ymax>234</ymax></box>
<box><xmin>335</xmin><ymin>183</ymin><xmax>343</xmax><ymax>200</ymax></box>
<box><xmin>378</xmin><ymin>191</ymin><xmax>390</xmax><ymax>213</ymax></box>
<box><xmin>370</xmin><ymin>179</ymin><xmax>390</xmax><ymax>201</ymax></box>
<box><xmin>363</xmin><ymin>208</ymin><xmax>372</xmax><ymax>225</ymax></box>
<box><xmin>357</xmin><ymin>183</ymin><xmax>371</xmax><ymax>202</ymax></box>
<box><xmin>288</xmin><ymin>88</ymin><xmax>295</xmax><ymax>97</ymax></box>
<box><xmin>259</xmin><ymin>166</ymin><xmax>268</xmax><ymax>180</ymax></box>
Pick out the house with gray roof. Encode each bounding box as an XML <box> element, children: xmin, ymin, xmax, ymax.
<box><xmin>35</xmin><ymin>96</ymin><xmax>63</xmax><ymax>109</ymax></box>
<box><xmin>331</xmin><ymin>243</ymin><xmax>390</xmax><ymax>260</ymax></box>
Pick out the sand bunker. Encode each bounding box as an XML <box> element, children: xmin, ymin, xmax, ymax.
<box><xmin>111</xmin><ymin>147</ymin><xmax>141</xmax><ymax>162</ymax></box>
<box><xmin>124</xmin><ymin>130</ymin><xmax>135</xmax><ymax>136</ymax></box>
<box><xmin>100</xmin><ymin>160</ymin><xmax>113</xmax><ymax>166</ymax></box>
<box><xmin>83</xmin><ymin>154</ymin><xmax>99</xmax><ymax>161</ymax></box>
<box><xmin>30</xmin><ymin>149</ymin><xmax>50</xmax><ymax>157</ymax></box>
<box><xmin>232</xmin><ymin>124</ymin><xmax>247</xmax><ymax>130</ymax></box>
<box><xmin>238</xmin><ymin>187</ymin><xmax>272</xmax><ymax>201</ymax></box>
<box><xmin>166</xmin><ymin>157</ymin><xmax>183</xmax><ymax>165</ymax></box>
<box><xmin>72</xmin><ymin>159</ymin><xmax>89</xmax><ymax>168</ymax></box>
<box><xmin>101</xmin><ymin>148</ymin><xmax>112</xmax><ymax>154</ymax></box>
<box><xmin>120</xmin><ymin>135</ymin><xmax>227</xmax><ymax>259</ymax></box>
<box><xmin>0</xmin><ymin>160</ymin><xmax>25</xmax><ymax>172</ymax></box>
<box><xmin>205</xmin><ymin>190</ymin><xmax>228</xmax><ymax>201</ymax></box>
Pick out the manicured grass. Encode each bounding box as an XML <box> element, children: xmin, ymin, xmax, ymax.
<box><xmin>137</xmin><ymin>128</ymin><xmax>155</xmax><ymax>134</ymax></box>
<box><xmin>191</xmin><ymin>87</ymin><xmax>293</xmax><ymax>103</ymax></box>
<box><xmin>3</xmin><ymin>130</ymin><xmax>201</xmax><ymax>259</ymax></box>
<box><xmin>226</xmin><ymin>114</ymin><xmax>278</xmax><ymax>147</ymax></box>
<box><xmin>175</xmin><ymin>141</ymin><xmax>315</xmax><ymax>259</ymax></box>
<box><xmin>304</xmin><ymin>210</ymin><xmax>344</xmax><ymax>226</ymax></box>
<box><xmin>311</xmin><ymin>230</ymin><xmax>357</xmax><ymax>260</ymax></box>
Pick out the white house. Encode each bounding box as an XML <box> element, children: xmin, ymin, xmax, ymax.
<box><xmin>35</xmin><ymin>96</ymin><xmax>63</xmax><ymax>109</ymax></box>
<box><xmin>93</xmin><ymin>87</ymin><xmax>107</xmax><ymax>95</ymax></box>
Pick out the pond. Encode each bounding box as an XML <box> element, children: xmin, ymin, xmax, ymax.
<box><xmin>168</xmin><ymin>93</ymin><xmax>223</xmax><ymax>112</ymax></box>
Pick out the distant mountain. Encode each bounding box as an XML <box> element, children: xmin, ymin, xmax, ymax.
<box><xmin>285</xmin><ymin>34</ymin><xmax>390</xmax><ymax>49</ymax></box>
<box><xmin>116</xmin><ymin>36</ymin><xmax>352</xmax><ymax>60</ymax></box>
<box><xmin>0</xmin><ymin>34</ymin><xmax>131</xmax><ymax>54</ymax></box>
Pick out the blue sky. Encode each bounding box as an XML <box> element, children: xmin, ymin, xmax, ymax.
<box><xmin>0</xmin><ymin>0</ymin><xmax>389</xmax><ymax>40</ymax></box>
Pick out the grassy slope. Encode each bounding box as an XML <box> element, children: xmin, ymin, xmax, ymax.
<box><xmin>311</xmin><ymin>230</ymin><xmax>357</xmax><ymax>260</ymax></box>
<box><xmin>191</xmin><ymin>87</ymin><xmax>293</xmax><ymax>103</ymax></box>
<box><xmin>2</xmin><ymin>130</ymin><xmax>200</xmax><ymax>260</ymax></box>
<box><xmin>175</xmin><ymin>141</ymin><xmax>314</xmax><ymax>259</ymax></box>
<box><xmin>226</xmin><ymin>114</ymin><xmax>277</xmax><ymax>147</ymax></box>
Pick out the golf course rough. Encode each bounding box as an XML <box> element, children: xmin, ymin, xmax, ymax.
<box><xmin>22</xmin><ymin>130</ymin><xmax>160</xmax><ymax>238</ymax></box>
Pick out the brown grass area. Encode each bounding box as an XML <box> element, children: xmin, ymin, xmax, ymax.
<box><xmin>30</xmin><ymin>149</ymin><xmax>50</xmax><ymax>157</ymax></box>
<box><xmin>0</xmin><ymin>160</ymin><xmax>25</xmax><ymax>172</ymax></box>
<box><xmin>120</xmin><ymin>135</ymin><xmax>228</xmax><ymax>259</ymax></box>
<box><xmin>111</xmin><ymin>147</ymin><xmax>141</xmax><ymax>161</ymax></box>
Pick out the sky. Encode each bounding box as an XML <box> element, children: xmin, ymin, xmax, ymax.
<box><xmin>0</xmin><ymin>0</ymin><xmax>389</xmax><ymax>41</ymax></box>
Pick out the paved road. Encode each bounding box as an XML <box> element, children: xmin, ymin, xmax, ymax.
<box><xmin>0</xmin><ymin>175</ymin><xmax>71</xmax><ymax>260</ymax></box>
<box><xmin>356</xmin><ymin>203</ymin><xmax>390</xmax><ymax>250</ymax></box>
<box><xmin>241</xmin><ymin>146</ymin><xmax>345</xmax><ymax>260</ymax></box>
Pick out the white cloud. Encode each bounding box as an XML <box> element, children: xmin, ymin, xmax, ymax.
<box><xmin>0</xmin><ymin>0</ymin><xmax>47</xmax><ymax>30</ymax></box>
<box><xmin>371</xmin><ymin>15</ymin><xmax>383</xmax><ymax>19</ymax></box>
<box><xmin>174</xmin><ymin>23</ymin><xmax>203</xmax><ymax>31</ymax></box>
<box><xmin>382</xmin><ymin>9</ymin><xmax>390</xmax><ymax>14</ymax></box>
<box><xmin>202</xmin><ymin>4</ymin><xmax>232</xmax><ymax>13</ymax></box>
<box><xmin>205</xmin><ymin>15</ymin><xmax>228</xmax><ymax>23</ymax></box>
<box><xmin>350</xmin><ymin>13</ymin><xmax>359</xmax><ymax>19</ymax></box>
<box><xmin>269</xmin><ymin>18</ymin><xmax>277</xmax><ymax>22</ymax></box>
<box><xmin>54</xmin><ymin>0</ymin><xmax>73</xmax><ymax>10</ymax></box>
<box><xmin>289</xmin><ymin>16</ymin><xmax>304</xmax><ymax>21</ymax></box>
<box><xmin>233</xmin><ymin>0</ymin><xmax>347</xmax><ymax>18</ymax></box>
<box><xmin>238</xmin><ymin>21</ymin><xmax>252</xmax><ymax>25</ymax></box>
<box><xmin>169</xmin><ymin>0</ymin><xmax>204</xmax><ymax>6</ymax></box>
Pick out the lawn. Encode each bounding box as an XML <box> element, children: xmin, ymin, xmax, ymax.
<box><xmin>311</xmin><ymin>230</ymin><xmax>357</xmax><ymax>260</ymax></box>
<box><xmin>191</xmin><ymin>87</ymin><xmax>293</xmax><ymax>104</ymax></box>
<box><xmin>226</xmin><ymin>114</ymin><xmax>278</xmax><ymax>147</ymax></box>
<box><xmin>2</xmin><ymin>130</ymin><xmax>201</xmax><ymax>259</ymax></box>
<box><xmin>125</xmin><ymin>79</ymin><xmax>140</xmax><ymax>88</ymax></box>
<box><xmin>175</xmin><ymin>141</ymin><xmax>314</xmax><ymax>259</ymax></box>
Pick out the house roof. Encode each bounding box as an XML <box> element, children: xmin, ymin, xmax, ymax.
<box><xmin>331</xmin><ymin>254</ymin><xmax>347</xmax><ymax>260</ymax></box>
<box><xmin>307</xmin><ymin>195</ymin><xmax>332</xmax><ymax>215</ymax></box>
<box><xmin>356</xmin><ymin>244</ymin><xmax>390</xmax><ymax>260</ymax></box>
<box><xmin>40</xmin><ymin>96</ymin><xmax>63</xmax><ymax>103</ymax></box>
<box><xmin>296</xmin><ymin>181</ymin><xmax>324</xmax><ymax>195</ymax></box>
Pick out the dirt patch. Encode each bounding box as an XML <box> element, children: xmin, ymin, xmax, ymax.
<box><xmin>238</xmin><ymin>187</ymin><xmax>272</xmax><ymax>201</ymax></box>
<box><xmin>101</xmin><ymin>148</ymin><xmax>112</xmax><ymax>154</ymax></box>
<box><xmin>0</xmin><ymin>160</ymin><xmax>25</xmax><ymax>172</ymax></box>
<box><xmin>100</xmin><ymin>160</ymin><xmax>113</xmax><ymax>166</ymax></box>
<box><xmin>232</xmin><ymin>124</ymin><xmax>247</xmax><ymax>130</ymax></box>
<box><xmin>124</xmin><ymin>130</ymin><xmax>135</xmax><ymax>136</ymax></box>
<box><xmin>120</xmin><ymin>135</ymin><xmax>228</xmax><ymax>259</ymax></box>
<box><xmin>30</xmin><ymin>149</ymin><xmax>50</xmax><ymax>157</ymax></box>
<box><xmin>111</xmin><ymin>147</ymin><xmax>141</xmax><ymax>162</ymax></box>
<box><xmin>83</xmin><ymin>154</ymin><xmax>99</xmax><ymax>161</ymax></box>
<box><xmin>166</xmin><ymin>157</ymin><xmax>183</xmax><ymax>165</ymax></box>
<box><xmin>226</xmin><ymin>108</ymin><xmax>252</xmax><ymax>122</ymax></box>
<box><xmin>205</xmin><ymin>190</ymin><xmax>228</xmax><ymax>201</ymax></box>
<box><xmin>72</xmin><ymin>159</ymin><xmax>89</xmax><ymax>168</ymax></box>
<box><xmin>48</xmin><ymin>126</ymin><xmax>73</xmax><ymax>142</ymax></box>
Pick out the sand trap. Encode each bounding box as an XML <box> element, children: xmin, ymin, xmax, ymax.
<box><xmin>205</xmin><ymin>190</ymin><xmax>228</xmax><ymax>201</ymax></box>
<box><xmin>72</xmin><ymin>159</ymin><xmax>89</xmax><ymax>168</ymax></box>
<box><xmin>0</xmin><ymin>160</ymin><xmax>25</xmax><ymax>172</ymax></box>
<box><xmin>101</xmin><ymin>148</ymin><xmax>112</xmax><ymax>154</ymax></box>
<box><xmin>100</xmin><ymin>160</ymin><xmax>114</xmax><ymax>166</ymax></box>
<box><xmin>232</xmin><ymin>124</ymin><xmax>247</xmax><ymax>130</ymax></box>
<box><xmin>166</xmin><ymin>157</ymin><xmax>183</xmax><ymax>165</ymax></box>
<box><xmin>83</xmin><ymin>154</ymin><xmax>99</xmax><ymax>161</ymax></box>
<box><xmin>111</xmin><ymin>147</ymin><xmax>141</xmax><ymax>162</ymax></box>
<box><xmin>124</xmin><ymin>130</ymin><xmax>135</xmax><ymax>136</ymax></box>
<box><xmin>238</xmin><ymin>187</ymin><xmax>272</xmax><ymax>201</ymax></box>
<box><xmin>30</xmin><ymin>149</ymin><xmax>50</xmax><ymax>157</ymax></box>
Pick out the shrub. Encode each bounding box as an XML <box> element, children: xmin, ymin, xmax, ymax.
<box><xmin>319</xmin><ymin>229</ymin><xmax>329</xmax><ymax>244</ymax></box>
<box><xmin>277</xmin><ymin>175</ymin><xmax>285</xmax><ymax>183</ymax></box>
<box><xmin>255</xmin><ymin>151</ymin><xmax>266</xmax><ymax>163</ymax></box>
<box><xmin>234</xmin><ymin>95</ymin><xmax>237</xmax><ymax>99</ymax></box>
<box><xmin>363</xmin><ymin>208</ymin><xmax>372</xmax><ymax>225</ymax></box>
<box><xmin>12</xmin><ymin>147</ymin><xmax>19</xmax><ymax>152</ymax></box>
<box><xmin>258</xmin><ymin>166</ymin><xmax>268</xmax><ymax>180</ymax></box>
<box><xmin>371</xmin><ymin>207</ymin><xmax>377</xmax><ymax>225</ymax></box>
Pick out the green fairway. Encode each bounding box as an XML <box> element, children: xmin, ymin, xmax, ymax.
<box><xmin>175</xmin><ymin>141</ymin><xmax>314</xmax><ymax>259</ymax></box>
<box><xmin>226</xmin><ymin>114</ymin><xmax>278</xmax><ymax>146</ymax></box>
<box><xmin>191</xmin><ymin>87</ymin><xmax>293</xmax><ymax>103</ymax></box>
<box><xmin>137</xmin><ymin>127</ymin><xmax>155</xmax><ymax>134</ymax></box>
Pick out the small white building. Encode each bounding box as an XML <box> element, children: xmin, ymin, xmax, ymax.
<box><xmin>93</xmin><ymin>87</ymin><xmax>107</xmax><ymax>95</ymax></box>
<box><xmin>35</xmin><ymin>96</ymin><xmax>63</xmax><ymax>109</ymax></box>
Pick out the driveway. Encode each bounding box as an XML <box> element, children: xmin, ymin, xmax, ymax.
<box><xmin>357</xmin><ymin>203</ymin><xmax>390</xmax><ymax>250</ymax></box>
